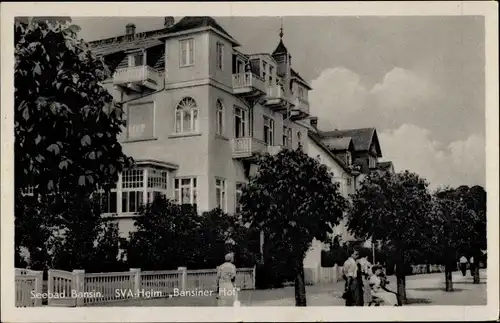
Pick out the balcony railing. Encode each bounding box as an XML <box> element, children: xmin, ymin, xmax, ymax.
<box><xmin>232</xmin><ymin>72</ymin><xmax>266</xmax><ymax>97</ymax></box>
<box><xmin>113</xmin><ymin>66</ymin><xmax>161</xmax><ymax>91</ymax></box>
<box><xmin>266</xmin><ymin>85</ymin><xmax>285</xmax><ymax>99</ymax></box>
<box><xmin>290</xmin><ymin>96</ymin><xmax>310</xmax><ymax>120</ymax></box>
<box><xmin>231</xmin><ymin>137</ymin><xmax>267</xmax><ymax>159</ymax></box>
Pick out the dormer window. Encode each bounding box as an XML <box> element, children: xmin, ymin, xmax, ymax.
<box><xmin>129</xmin><ymin>51</ymin><xmax>145</xmax><ymax>67</ymax></box>
<box><xmin>298</xmin><ymin>86</ymin><xmax>305</xmax><ymax>100</ymax></box>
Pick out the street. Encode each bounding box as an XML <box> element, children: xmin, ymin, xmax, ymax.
<box><xmin>101</xmin><ymin>269</ymin><xmax>486</xmax><ymax>306</ymax></box>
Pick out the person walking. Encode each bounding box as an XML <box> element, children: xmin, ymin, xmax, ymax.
<box><xmin>459</xmin><ymin>255</ymin><xmax>468</xmax><ymax>276</ymax></box>
<box><xmin>469</xmin><ymin>256</ymin><xmax>475</xmax><ymax>277</ymax></box>
<box><xmin>342</xmin><ymin>249</ymin><xmax>361</xmax><ymax>306</ymax></box>
<box><xmin>216</xmin><ymin>253</ymin><xmax>237</xmax><ymax>306</ymax></box>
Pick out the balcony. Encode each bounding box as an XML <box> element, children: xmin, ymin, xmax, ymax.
<box><xmin>290</xmin><ymin>96</ymin><xmax>310</xmax><ymax>120</ymax></box>
<box><xmin>113</xmin><ymin>66</ymin><xmax>161</xmax><ymax>92</ymax></box>
<box><xmin>232</xmin><ymin>72</ymin><xmax>266</xmax><ymax>99</ymax></box>
<box><xmin>231</xmin><ymin>137</ymin><xmax>267</xmax><ymax>160</ymax></box>
<box><xmin>264</xmin><ymin>85</ymin><xmax>291</xmax><ymax>111</ymax></box>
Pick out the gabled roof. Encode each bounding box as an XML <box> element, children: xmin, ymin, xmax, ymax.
<box><xmin>168</xmin><ymin>16</ymin><xmax>231</xmax><ymax>38</ymax></box>
<box><xmin>320</xmin><ymin>128</ymin><xmax>382</xmax><ymax>157</ymax></box>
<box><xmin>308</xmin><ymin>132</ymin><xmax>354</xmax><ymax>174</ymax></box>
<box><xmin>162</xmin><ymin>16</ymin><xmax>239</xmax><ymax>45</ymax></box>
<box><xmin>321</xmin><ymin>137</ymin><xmax>354</xmax><ymax>151</ymax></box>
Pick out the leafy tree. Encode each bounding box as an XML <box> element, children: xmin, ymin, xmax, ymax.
<box><xmin>347</xmin><ymin>170</ymin><xmax>434</xmax><ymax>305</ymax></box>
<box><xmin>14</xmin><ymin>19</ymin><xmax>131</xmax><ymax>267</ymax></box>
<box><xmin>240</xmin><ymin>147</ymin><xmax>348</xmax><ymax>306</ymax></box>
<box><xmin>15</xmin><ymin>19</ymin><xmax>131</xmax><ymax>197</ymax></box>
<box><xmin>429</xmin><ymin>191</ymin><xmax>470</xmax><ymax>291</ymax></box>
<box><xmin>433</xmin><ymin>185</ymin><xmax>487</xmax><ymax>284</ymax></box>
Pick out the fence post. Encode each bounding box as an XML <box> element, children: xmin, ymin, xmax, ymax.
<box><xmin>252</xmin><ymin>265</ymin><xmax>256</xmax><ymax>290</ymax></box>
<box><xmin>34</xmin><ymin>271</ymin><xmax>43</xmax><ymax>306</ymax></box>
<box><xmin>177</xmin><ymin>267</ymin><xmax>187</xmax><ymax>291</ymax></box>
<box><xmin>73</xmin><ymin>269</ymin><xmax>85</xmax><ymax>307</ymax></box>
<box><xmin>130</xmin><ymin>268</ymin><xmax>141</xmax><ymax>292</ymax></box>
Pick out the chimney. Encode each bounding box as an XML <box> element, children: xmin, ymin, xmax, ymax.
<box><xmin>164</xmin><ymin>16</ymin><xmax>175</xmax><ymax>28</ymax></box>
<box><xmin>125</xmin><ymin>23</ymin><xmax>136</xmax><ymax>36</ymax></box>
<box><xmin>310</xmin><ymin>117</ymin><xmax>318</xmax><ymax>131</ymax></box>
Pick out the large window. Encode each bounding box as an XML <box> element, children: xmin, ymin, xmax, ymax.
<box><xmin>147</xmin><ymin>168</ymin><xmax>169</xmax><ymax>203</ymax></box>
<box><xmin>234</xmin><ymin>106</ymin><xmax>247</xmax><ymax>138</ymax></box>
<box><xmin>235</xmin><ymin>182</ymin><xmax>244</xmax><ymax>214</ymax></box>
<box><xmin>180</xmin><ymin>38</ymin><xmax>195</xmax><ymax>67</ymax></box>
<box><xmin>99</xmin><ymin>166</ymin><xmax>168</xmax><ymax>214</ymax></box>
<box><xmin>174</xmin><ymin>177</ymin><xmax>197</xmax><ymax>205</ymax></box>
<box><xmin>216</xmin><ymin>42</ymin><xmax>224</xmax><ymax>70</ymax></box>
<box><xmin>127</xmin><ymin>102</ymin><xmax>154</xmax><ymax>140</ymax></box>
<box><xmin>263</xmin><ymin>116</ymin><xmax>274</xmax><ymax>145</ymax></box>
<box><xmin>215</xmin><ymin>178</ymin><xmax>226</xmax><ymax>212</ymax></box>
<box><xmin>175</xmin><ymin>97</ymin><xmax>199</xmax><ymax>133</ymax></box>
<box><xmin>216</xmin><ymin>100</ymin><xmax>224</xmax><ymax>136</ymax></box>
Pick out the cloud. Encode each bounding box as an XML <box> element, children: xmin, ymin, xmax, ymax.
<box><xmin>379</xmin><ymin>125</ymin><xmax>485</xmax><ymax>189</ymax></box>
<box><xmin>309</xmin><ymin>67</ymin><xmax>485</xmax><ymax>188</ymax></box>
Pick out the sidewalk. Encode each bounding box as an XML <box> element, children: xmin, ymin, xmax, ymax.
<box><xmin>104</xmin><ymin>269</ymin><xmax>486</xmax><ymax>306</ymax></box>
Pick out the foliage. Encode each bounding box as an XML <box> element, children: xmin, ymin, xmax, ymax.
<box><xmin>14</xmin><ymin>19</ymin><xmax>132</xmax><ymax>271</ymax></box>
<box><xmin>240</xmin><ymin>147</ymin><xmax>348</xmax><ymax>305</ymax></box>
<box><xmin>347</xmin><ymin>170</ymin><xmax>434</xmax><ymax>303</ymax></box>
<box><xmin>347</xmin><ymin>170</ymin><xmax>434</xmax><ymax>264</ymax></box>
<box><xmin>432</xmin><ymin>186</ymin><xmax>487</xmax><ymax>273</ymax></box>
<box><xmin>14</xmin><ymin>19</ymin><xmax>132</xmax><ymax>198</ymax></box>
<box><xmin>126</xmin><ymin>197</ymin><xmax>258</xmax><ymax>270</ymax></box>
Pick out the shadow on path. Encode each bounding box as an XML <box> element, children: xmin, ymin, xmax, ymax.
<box><xmin>411</xmin><ymin>287</ymin><xmax>465</xmax><ymax>292</ymax></box>
<box><xmin>406</xmin><ymin>297</ymin><xmax>432</xmax><ymax>304</ymax></box>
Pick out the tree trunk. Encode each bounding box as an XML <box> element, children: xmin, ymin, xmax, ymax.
<box><xmin>395</xmin><ymin>250</ymin><xmax>406</xmax><ymax>305</ymax></box>
<box><xmin>294</xmin><ymin>265</ymin><xmax>307</xmax><ymax>306</ymax></box>
<box><xmin>444</xmin><ymin>263</ymin><xmax>453</xmax><ymax>291</ymax></box>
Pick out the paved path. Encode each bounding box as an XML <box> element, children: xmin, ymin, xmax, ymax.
<box><xmin>102</xmin><ymin>269</ymin><xmax>486</xmax><ymax>307</ymax></box>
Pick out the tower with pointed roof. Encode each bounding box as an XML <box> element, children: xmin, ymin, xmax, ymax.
<box><xmin>272</xmin><ymin>19</ymin><xmax>292</xmax><ymax>97</ymax></box>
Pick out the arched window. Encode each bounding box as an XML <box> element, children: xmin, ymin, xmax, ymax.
<box><xmin>175</xmin><ymin>97</ymin><xmax>198</xmax><ymax>133</ymax></box>
<box><xmin>216</xmin><ymin>99</ymin><xmax>224</xmax><ymax>135</ymax></box>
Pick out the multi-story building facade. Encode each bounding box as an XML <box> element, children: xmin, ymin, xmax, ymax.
<box><xmin>90</xmin><ymin>16</ymin><xmax>314</xmax><ymax>238</ymax></box>
<box><xmin>89</xmin><ymin>16</ymin><xmax>394</xmax><ymax>267</ymax></box>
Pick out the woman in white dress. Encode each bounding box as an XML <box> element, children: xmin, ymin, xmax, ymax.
<box><xmin>368</xmin><ymin>265</ymin><xmax>398</xmax><ymax>306</ymax></box>
<box><xmin>216</xmin><ymin>253</ymin><xmax>237</xmax><ymax>306</ymax></box>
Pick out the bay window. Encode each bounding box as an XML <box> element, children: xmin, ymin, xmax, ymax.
<box><xmin>99</xmin><ymin>166</ymin><xmax>169</xmax><ymax>215</ymax></box>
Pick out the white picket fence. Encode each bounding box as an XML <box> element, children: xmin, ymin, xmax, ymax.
<box><xmin>16</xmin><ymin>266</ymin><xmax>256</xmax><ymax>307</ymax></box>
<box><xmin>15</xmin><ymin>268</ymin><xmax>43</xmax><ymax>307</ymax></box>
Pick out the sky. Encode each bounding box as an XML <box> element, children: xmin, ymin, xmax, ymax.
<box><xmin>73</xmin><ymin>16</ymin><xmax>486</xmax><ymax>189</ymax></box>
